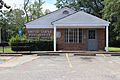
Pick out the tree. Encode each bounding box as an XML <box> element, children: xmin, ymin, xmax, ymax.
<box><xmin>24</xmin><ymin>0</ymin><xmax>30</xmax><ymax>22</ymax></box>
<box><xmin>44</xmin><ymin>9</ymin><xmax>51</xmax><ymax>15</ymax></box>
<box><xmin>55</xmin><ymin>0</ymin><xmax>104</xmax><ymax>17</ymax></box>
<box><xmin>0</xmin><ymin>9</ymin><xmax>25</xmax><ymax>41</ymax></box>
<box><xmin>0</xmin><ymin>0</ymin><xmax>12</xmax><ymax>14</ymax></box>
<box><xmin>27</xmin><ymin>0</ymin><xmax>44</xmax><ymax>20</ymax></box>
<box><xmin>103</xmin><ymin>0</ymin><xmax>120</xmax><ymax>47</ymax></box>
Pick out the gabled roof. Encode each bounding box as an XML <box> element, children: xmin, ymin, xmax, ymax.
<box><xmin>25</xmin><ymin>7</ymin><xmax>76</xmax><ymax>28</ymax></box>
<box><xmin>53</xmin><ymin>11</ymin><xmax>110</xmax><ymax>27</ymax></box>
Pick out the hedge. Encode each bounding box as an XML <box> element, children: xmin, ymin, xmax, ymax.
<box><xmin>11</xmin><ymin>41</ymin><xmax>53</xmax><ymax>51</ymax></box>
<box><xmin>109</xmin><ymin>40</ymin><xmax>120</xmax><ymax>47</ymax></box>
<box><xmin>0</xmin><ymin>42</ymin><xmax>9</xmax><ymax>47</ymax></box>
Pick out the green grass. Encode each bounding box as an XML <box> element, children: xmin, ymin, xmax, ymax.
<box><xmin>0</xmin><ymin>47</ymin><xmax>13</xmax><ymax>52</ymax></box>
<box><xmin>109</xmin><ymin>47</ymin><xmax>120</xmax><ymax>52</ymax></box>
<box><xmin>0</xmin><ymin>47</ymin><xmax>120</xmax><ymax>52</ymax></box>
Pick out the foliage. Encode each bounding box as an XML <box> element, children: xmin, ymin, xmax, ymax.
<box><xmin>103</xmin><ymin>0</ymin><xmax>120</xmax><ymax>46</ymax></box>
<box><xmin>0</xmin><ymin>9</ymin><xmax>25</xmax><ymax>42</ymax></box>
<box><xmin>11</xmin><ymin>41</ymin><xmax>53</xmax><ymax>51</ymax></box>
<box><xmin>0</xmin><ymin>0</ymin><xmax>50</xmax><ymax>43</ymax></box>
<box><xmin>0</xmin><ymin>0</ymin><xmax>12</xmax><ymax>13</ymax></box>
<box><xmin>55</xmin><ymin>0</ymin><xmax>104</xmax><ymax>17</ymax></box>
<box><xmin>23</xmin><ymin>0</ymin><xmax>45</xmax><ymax>22</ymax></box>
<box><xmin>9</xmin><ymin>34</ymin><xmax>27</xmax><ymax>45</ymax></box>
<box><xmin>44</xmin><ymin>9</ymin><xmax>51</xmax><ymax>15</ymax></box>
<box><xmin>24</xmin><ymin>0</ymin><xmax>30</xmax><ymax>22</ymax></box>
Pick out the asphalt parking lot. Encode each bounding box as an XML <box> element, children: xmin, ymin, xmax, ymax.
<box><xmin>0</xmin><ymin>54</ymin><xmax>120</xmax><ymax>80</ymax></box>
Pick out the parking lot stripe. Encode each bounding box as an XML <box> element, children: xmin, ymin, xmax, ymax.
<box><xmin>65</xmin><ymin>53</ymin><xmax>72</xmax><ymax>68</ymax></box>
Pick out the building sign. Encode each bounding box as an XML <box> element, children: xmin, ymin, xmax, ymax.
<box><xmin>27</xmin><ymin>30</ymin><xmax>52</xmax><ymax>41</ymax></box>
<box><xmin>56</xmin><ymin>32</ymin><xmax>61</xmax><ymax>38</ymax></box>
<box><xmin>18</xmin><ymin>28</ymin><xmax>23</xmax><ymax>36</ymax></box>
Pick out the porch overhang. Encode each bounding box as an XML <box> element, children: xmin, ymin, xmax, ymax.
<box><xmin>52</xmin><ymin>11</ymin><xmax>110</xmax><ymax>52</ymax></box>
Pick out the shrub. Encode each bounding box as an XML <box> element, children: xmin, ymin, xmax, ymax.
<box><xmin>0</xmin><ymin>42</ymin><xmax>9</xmax><ymax>47</ymax></box>
<box><xmin>11</xmin><ymin>41</ymin><xmax>53</xmax><ymax>51</ymax></box>
<box><xmin>109</xmin><ymin>40</ymin><xmax>120</xmax><ymax>47</ymax></box>
<box><xmin>9</xmin><ymin>34</ymin><xmax>27</xmax><ymax>45</ymax></box>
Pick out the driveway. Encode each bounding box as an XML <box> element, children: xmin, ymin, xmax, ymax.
<box><xmin>0</xmin><ymin>54</ymin><xmax>120</xmax><ymax>80</ymax></box>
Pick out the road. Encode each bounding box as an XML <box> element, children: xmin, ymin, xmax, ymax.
<box><xmin>0</xmin><ymin>54</ymin><xmax>120</xmax><ymax>80</ymax></box>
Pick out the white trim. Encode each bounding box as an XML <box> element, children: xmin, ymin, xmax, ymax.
<box><xmin>77</xmin><ymin>29</ymin><xmax>79</xmax><ymax>43</ymax></box>
<box><xmin>0</xmin><ymin>28</ymin><xmax>1</xmax><ymax>43</ymax></box>
<box><xmin>26</xmin><ymin>25</ymin><xmax>106</xmax><ymax>29</ymax></box>
<box><xmin>54</xmin><ymin>25</ymin><xmax>57</xmax><ymax>51</ymax></box>
<box><xmin>106</xmin><ymin>25</ymin><xmax>109</xmax><ymax>52</ymax></box>
<box><xmin>68</xmin><ymin>29</ymin><xmax>69</xmax><ymax>43</ymax></box>
<box><xmin>54</xmin><ymin>24</ymin><xmax>108</xmax><ymax>26</ymax></box>
<box><xmin>26</xmin><ymin>25</ymin><xmax>53</xmax><ymax>28</ymax></box>
<box><xmin>54</xmin><ymin>24</ymin><xmax>109</xmax><ymax>27</ymax></box>
<box><xmin>82</xmin><ymin>29</ymin><xmax>83</xmax><ymax>43</ymax></box>
<box><xmin>56</xmin><ymin>26</ymin><xmax>105</xmax><ymax>28</ymax></box>
<box><xmin>25</xmin><ymin>24</ymin><xmax>107</xmax><ymax>29</ymax></box>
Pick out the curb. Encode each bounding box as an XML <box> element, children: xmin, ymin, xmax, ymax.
<box><xmin>37</xmin><ymin>53</ymin><xmax>60</xmax><ymax>56</ymax></box>
<box><xmin>0</xmin><ymin>54</ymin><xmax>22</xmax><ymax>56</ymax></box>
<box><xmin>74</xmin><ymin>53</ymin><xmax>96</xmax><ymax>56</ymax></box>
<box><xmin>111</xmin><ymin>54</ymin><xmax>120</xmax><ymax>56</ymax></box>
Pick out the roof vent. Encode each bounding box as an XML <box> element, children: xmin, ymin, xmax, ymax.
<box><xmin>63</xmin><ymin>10</ymin><xmax>69</xmax><ymax>14</ymax></box>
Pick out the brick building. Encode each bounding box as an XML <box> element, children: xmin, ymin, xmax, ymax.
<box><xmin>25</xmin><ymin>7</ymin><xmax>110</xmax><ymax>52</ymax></box>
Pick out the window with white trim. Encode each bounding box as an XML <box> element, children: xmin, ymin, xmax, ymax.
<box><xmin>65</xmin><ymin>28</ymin><xmax>82</xmax><ymax>43</ymax></box>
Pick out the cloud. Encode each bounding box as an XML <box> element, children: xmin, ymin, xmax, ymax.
<box><xmin>42</xmin><ymin>3</ymin><xmax>57</xmax><ymax>11</ymax></box>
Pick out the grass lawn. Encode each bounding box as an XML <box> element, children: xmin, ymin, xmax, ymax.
<box><xmin>0</xmin><ymin>47</ymin><xmax>120</xmax><ymax>52</ymax></box>
<box><xmin>108</xmin><ymin>47</ymin><xmax>120</xmax><ymax>52</ymax></box>
<box><xmin>0</xmin><ymin>47</ymin><xmax>13</xmax><ymax>52</ymax></box>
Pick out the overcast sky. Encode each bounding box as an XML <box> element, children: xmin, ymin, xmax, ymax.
<box><xmin>3</xmin><ymin>0</ymin><xmax>57</xmax><ymax>11</ymax></box>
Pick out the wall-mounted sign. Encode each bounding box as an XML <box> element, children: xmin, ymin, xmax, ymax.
<box><xmin>18</xmin><ymin>28</ymin><xmax>23</xmax><ymax>36</ymax></box>
<box><xmin>56</xmin><ymin>32</ymin><xmax>61</xmax><ymax>38</ymax></box>
<box><xmin>27</xmin><ymin>30</ymin><xmax>52</xmax><ymax>41</ymax></box>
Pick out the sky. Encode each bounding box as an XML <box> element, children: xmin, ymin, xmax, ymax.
<box><xmin>3</xmin><ymin>0</ymin><xmax>57</xmax><ymax>11</ymax></box>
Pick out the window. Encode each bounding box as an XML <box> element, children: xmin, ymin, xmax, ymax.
<box><xmin>65</xmin><ymin>28</ymin><xmax>82</xmax><ymax>43</ymax></box>
<box><xmin>63</xmin><ymin>10</ymin><xmax>69</xmax><ymax>14</ymax></box>
<box><xmin>88</xmin><ymin>30</ymin><xmax>95</xmax><ymax>39</ymax></box>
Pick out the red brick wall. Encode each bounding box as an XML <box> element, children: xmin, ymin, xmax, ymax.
<box><xmin>26</xmin><ymin>28</ymin><xmax>105</xmax><ymax>51</ymax></box>
<box><xmin>57</xmin><ymin>28</ymin><xmax>105</xmax><ymax>51</ymax></box>
<box><xmin>57</xmin><ymin>28</ymin><xmax>88</xmax><ymax>50</ymax></box>
<box><xmin>97</xmin><ymin>28</ymin><xmax>105</xmax><ymax>50</ymax></box>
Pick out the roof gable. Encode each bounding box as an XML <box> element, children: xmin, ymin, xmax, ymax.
<box><xmin>53</xmin><ymin>11</ymin><xmax>110</xmax><ymax>26</ymax></box>
<box><xmin>25</xmin><ymin>7</ymin><xmax>76</xmax><ymax>28</ymax></box>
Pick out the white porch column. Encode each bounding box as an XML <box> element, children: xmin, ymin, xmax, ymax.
<box><xmin>0</xmin><ymin>28</ymin><xmax>1</xmax><ymax>43</ymax></box>
<box><xmin>54</xmin><ymin>25</ymin><xmax>56</xmax><ymax>51</ymax></box>
<box><xmin>106</xmin><ymin>25</ymin><xmax>109</xmax><ymax>52</ymax></box>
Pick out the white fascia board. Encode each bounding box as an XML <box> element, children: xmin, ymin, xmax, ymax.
<box><xmin>26</xmin><ymin>25</ymin><xmax>53</xmax><ymax>28</ymax></box>
<box><xmin>56</xmin><ymin>26</ymin><xmax>105</xmax><ymax>28</ymax></box>
<box><xmin>54</xmin><ymin>23</ymin><xmax>109</xmax><ymax>27</ymax></box>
